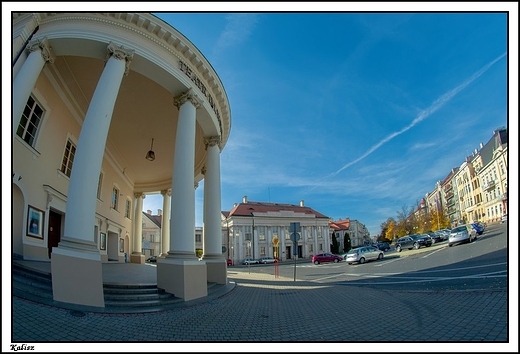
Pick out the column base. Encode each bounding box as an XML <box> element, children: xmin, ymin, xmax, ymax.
<box><xmin>51</xmin><ymin>247</ymin><xmax>104</xmax><ymax>307</ymax></box>
<box><xmin>203</xmin><ymin>256</ymin><xmax>227</xmax><ymax>284</ymax></box>
<box><xmin>130</xmin><ymin>252</ymin><xmax>145</xmax><ymax>264</ymax></box>
<box><xmin>157</xmin><ymin>258</ymin><xmax>207</xmax><ymax>301</ymax></box>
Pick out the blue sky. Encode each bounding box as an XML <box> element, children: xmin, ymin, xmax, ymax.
<box><xmin>138</xmin><ymin>6</ymin><xmax>516</xmax><ymax>236</ymax></box>
<box><xmin>4</xmin><ymin>4</ymin><xmax>516</xmax><ymax>237</ymax></box>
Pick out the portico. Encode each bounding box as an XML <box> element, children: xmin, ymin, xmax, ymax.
<box><xmin>12</xmin><ymin>13</ymin><xmax>231</xmax><ymax>307</ymax></box>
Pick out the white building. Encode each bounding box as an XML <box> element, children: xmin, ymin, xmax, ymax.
<box><xmin>12</xmin><ymin>13</ymin><xmax>231</xmax><ymax>307</ymax></box>
<box><xmin>222</xmin><ymin>197</ymin><xmax>331</xmax><ymax>264</ymax></box>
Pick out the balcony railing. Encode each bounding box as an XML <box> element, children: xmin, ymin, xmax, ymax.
<box><xmin>482</xmin><ymin>180</ymin><xmax>495</xmax><ymax>191</ymax></box>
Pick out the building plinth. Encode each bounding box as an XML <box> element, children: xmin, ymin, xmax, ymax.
<box><xmin>51</xmin><ymin>247</ymin><xmax>104</xmax><ymax>307</ymax></box>
<box><xmin>157</xmin><ymin>258</ymin><xmax>207</xmax><ymax>301</ymax></box>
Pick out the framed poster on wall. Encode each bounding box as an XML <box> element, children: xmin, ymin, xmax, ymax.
<box><xmin>27</xmin><ymin>205</ymin><xmax>44</xmax><ymax>239</ymax></box>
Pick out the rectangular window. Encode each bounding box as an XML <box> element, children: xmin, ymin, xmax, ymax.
<box><xmin>125</xmin><ymin>199</ymin><xmax>132</xmax><ymax>219</ymax></box>
<box><xmin>260</xmin><ymin>246</ymin><xmax>265</xmax><ymax>256</ymax></box>
<box><xmin>17</xmin><ymin>95</ymin><xmax>44</xmax><ymax>147</ymax></box>
<box><xmin>60</xmin><ymin>139</ymin><xmax>77</xmax><ymax>177</ymax></box>
<box><xmin>150</xmin><ymin>234</ymin><xmax>155</xmax><ymax>243</ymax></box>
<box><xmin>111</xmin><ymin>186</ymin><xmax>119</xmax><ymax>210</ymax></box>
<box><xmin>258</xmin><ymin>226</ymin><xmax>266</xmax><ymax>241</ymax></box>
<box><xmin>150</xmin><ymin>249</ymin><xmax>154</xmax><ymax>256</ymax></box>
<box><xmin>195</xmin><ymin>234</ymin><xmax>201</xmax><ymax>242</ymax></box>
<box><xmin>309</xmin><ymin>244</ymin><xmax>313</xmax><ymax>252</ymax></box>
<box><xmin>125</xmin><ymin>199</ymin><xmax>131</xmax><ymax>219</ymax></box>
<box><xmin>97</xmin><ymin>173</ymin><xmax>103</xmax><ymax>200</ymax></box>
<box><xmin>245</xmin><ymin>226</ymin><xmax>252</xmax><ymax>241</ymax></box>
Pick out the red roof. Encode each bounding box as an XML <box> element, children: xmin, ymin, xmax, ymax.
<box><xmin>329</xmin><ymin>218</ymin><xmax>350</xmax><ymax>231</ymax></box>
<box><xmin>224</xmin><ymin>201</ymin><xmax>329</xmax><ymax>219</ymax></box>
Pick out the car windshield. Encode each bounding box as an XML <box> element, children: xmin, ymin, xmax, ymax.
<box><xmin>452</xmin><ymin>226</ymin><xmax>467</xmax><ymax>232</ymax></box>
<box><xmin>347</xmin><ymin>249</ymin><xmax>358</xmax><ymax>254</ymax></box>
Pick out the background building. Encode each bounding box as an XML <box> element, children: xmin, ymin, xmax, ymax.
<box><xmin>222</xmin><ymin>197</ymin><xmax>331</xmax><ymax>264</ymax></box>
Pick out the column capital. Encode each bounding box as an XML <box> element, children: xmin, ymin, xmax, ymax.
<box><xmin>204</xmin><ymin>136</ymin><xmax>221</xmax><ymax>151</ymax></box>
<box><xmin>160</xmin><ymin>189</ymin><xmax>172</xmax><ymax>197</ymax></box>
<box><xmin>134</xmin><ymin>192</ymin><xmax>146</xmax><ymax>199</ymax></box>
<box><xmin>27</xmin><ymin>37</ymin><xmax>55</xmax><ymax>64</ymax></box>
<box><xmin>106</xmin><ymin>42</ymin><xmax>134</xmax><ymax>76</ymax></box>
<box><xmin>173</xmin><ymin>88</ymin><xmax>202</xmax><ymax>109</ymax></box>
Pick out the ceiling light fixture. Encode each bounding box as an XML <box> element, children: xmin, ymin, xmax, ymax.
<box><xmin>145</xmin><ymin>138</ymin><xmax>155</xmax><ymax>161</ymax></box>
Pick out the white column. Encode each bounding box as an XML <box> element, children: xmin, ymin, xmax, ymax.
<box><xmin>51</xmin><ymin>42</ymin><xmax>133</xmax><ymax>308</ymax></box>
<box><xmin>202</xmin><ymin>137</ymin><xmax>223</xmax><ymax>259</ymax></box>
<box><xmin>168</xmin><ymin>89</ymin><xmax>201</xmax><ymax>259</ymax></box>
<box><xmin>13</xmin><ymin>37</ymin><xmax>54</xmax><ymax>137</ymax></box>
<box><xmin>160</xmin><ymin>189</ymin><xmax>171</xmax><ymax>257</ymax></box>
<box><xmin>61</xmin><ymin>42</ymin><xmax>134</xmax><ymax>248</ymax></box>
<box><xmin>131</xmin><ymin>193</ymin><xmax>145</xmax><ymax>263</ymax></box>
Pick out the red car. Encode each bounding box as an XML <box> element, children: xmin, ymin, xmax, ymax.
<box><xmin>226</xmin><ymin>259</ymin><xmax>233</xmax><ymax>266</ymax></box>
<box><xmin>312</xmin><ymin>253</ymin><xmax>343</xmax><ymax>265</ymax></box>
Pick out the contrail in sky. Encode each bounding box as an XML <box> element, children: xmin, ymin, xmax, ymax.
<box><xmin>326</xmin><ymin>52</ymin><xmax>506</xmax><ymax>180</ymax></box>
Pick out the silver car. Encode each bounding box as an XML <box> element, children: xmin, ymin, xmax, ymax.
<box><xmin>345</xmin><ymin>246</ymin><xmax>384</xmax><ymax>265</ymax></box>
<box><xmin>448</xmin><ymin>224</ymin><xmax>477</xmax><ymax>247</ymax></box>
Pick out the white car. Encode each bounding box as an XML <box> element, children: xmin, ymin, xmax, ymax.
<box><xmin>448</xmin><ymin>224</ymin><xmax>477</xmax><ymax>247</ymax></box>
<box><xmin>345</xmin><ymin>246</ymin><xmax>384</xmax><ymax>265</ymax></box>
<box><xmin>501</xmin><ymin>214</ymin><xmax>508</xmax><ymax>223</ymax></box>
<box><xmin>258</xmin><ymin>256</ymin><xmax>277</xmax><ymax>264</ymax></box>
<box><xmin>242</xmin><ymin>258</ymin><xmax>259</xmax><ymax>265</ymax></box>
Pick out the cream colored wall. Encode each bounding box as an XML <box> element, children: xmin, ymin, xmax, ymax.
<box><xmin>13</xmin><ymin>62</ymin><xmax>134</xmax><ymax>261</ymax></box>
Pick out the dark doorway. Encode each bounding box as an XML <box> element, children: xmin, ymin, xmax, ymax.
<box><xmin>298</xmin><ymin>245</ymin><xmax>303</xmax><ymax>258</ymax></box>
<box><xmin>48</xmin><ymin>210</ymin><xmax>62</xmax><ymax>258</ymax></box>
<box><xmin>285</xmin><ymin>245</ymin><xmax>291</xmax><ymax>260</ymax></box>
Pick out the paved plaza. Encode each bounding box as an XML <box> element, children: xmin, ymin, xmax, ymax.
<box><xmin>7</xmin><ymin>267</ymin><xmax>515</xmax><ymax>352</ymax></box>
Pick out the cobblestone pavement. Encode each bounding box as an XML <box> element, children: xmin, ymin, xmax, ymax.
<box><xmin>8</xmin><ymin>270</ymin><xmax>514</xmax><ymax>352</ymax></box>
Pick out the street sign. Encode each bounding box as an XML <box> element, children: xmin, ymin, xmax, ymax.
<box><xmin>289</xmin><ymin>222</ymin><xmax>301</xmax><ymax>233</ymax></box>
<box><xmin>290</xmin><ymin>232</ymin><xmax>301</xmax><ymax>243</ymax></box>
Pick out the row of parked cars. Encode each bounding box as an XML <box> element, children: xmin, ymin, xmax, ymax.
<box><xmin>228</xmin><ymin>221</ymin><xmax>491</xmax><ymax>267</ymax></box>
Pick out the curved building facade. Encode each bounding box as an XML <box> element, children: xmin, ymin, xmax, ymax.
<box><xmin>12</xmin><ymin>13</ymin><xmax>231</xmax><ymax>306</ymax></box>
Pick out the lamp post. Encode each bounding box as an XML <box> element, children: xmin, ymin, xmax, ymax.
<box><xmin>250</xmin><ymin>213</ymin><xmax>255</xmax><ymax>262</ymax></box>
<box><xmin>246</xmin><ymin>240</ymin><xmax>251</xmax><ymax>274</ymax></box>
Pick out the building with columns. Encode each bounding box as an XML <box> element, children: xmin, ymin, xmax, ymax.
<box><xmin>222</xmin><ymin>197</ymin><xmax>331</xmax><ymax>264</ymax></box>
<box><xmin>12</xmin><ymin>13</ymin><xmax>231</xmax><ymax>307</ymax></box>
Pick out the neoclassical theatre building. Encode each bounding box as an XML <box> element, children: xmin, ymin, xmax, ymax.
<box><xmin>12</xmin><ymin>13</ymin><xmax>231</xmax><ymax>307</ymax></box>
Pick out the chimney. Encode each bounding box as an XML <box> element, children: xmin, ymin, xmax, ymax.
<box><xmin>300</xmin><ymin>200</ymin><xmax>304</xmax><ymax>207</ymax></box>
<box><xmin>242</xmin><ymin>196</ymin><xmax>248</xmax><ymax>203</ymax></box>
<box><xmin>233</xmin><ymin>203</ymin><xmax>238</xmax><ymax>208</ymax></box>
<box><xmin>157</xmin><ymin>209</ymin><xmax>162</xmax><ymax>216</ymax></box>
<box><xmin>480</xmin><ymin>142</ymin><xmax>484</xmax><ymax>149</ymax></box>
<box><xmin>146</xmin><ymin>210</ymin><xmax>152</xmax><ymax>215</ymax></box>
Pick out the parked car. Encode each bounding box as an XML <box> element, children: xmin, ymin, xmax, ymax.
<box><xmin>438</xmin><ymin>229</ymin><xmax>451</xmax><ymax>241</ymax></box>
<box><xmin>375</xmin><ymin>242</ymin><xmax>391</xmax><ymax>251</ymax></box>
<box><xmin>311</xmin><ymin>253</ymin><xmax>343</xmax><ymax>265</ymax></box>
<box><xmin>146</xmin><ymin>256</ymin><xmax>157</xmax><ymax>263</ymax></box>
<box><xmin>242</xmin><ymin>258</ymin><xmax>259</xmax><ymax>265</ymax></box>
<box><xmin>395</xmin><ymin>234</ymin><xmax>431</xmax><ymax>252</ymax></box>
<box><xmin>471</xmin><ymin>222</ymin><xmax>485</xmax><ymax>235</ymax></box>
<box><xmin>501</xmin><ymin>214</ymin><xmax>508</xmax><ymax>223</ymax></box>
<box><xmin>449</xmin><ymin>224</ymin><xmax>477</xmax><ymax>247</ymax></box>
<box><xmin>428</xmin><ymin>232</ymin><xmax>443</xmax><ymax>244</ymax></box>
<box><xmin>395</xmin><ymin>235</ymin><xmax>416</xmax><ymax>252</ymax></box>
<box><xmin>258</xmin><ymin>256</ymin><xmax>277</xmax><ymax>264</ymax></box>
<box><xmin>226</xmin><ymin>259</ymin><xmax>233</xmax><ymax>266</ymax></box>
<box><xmin>413</xmin><ymin>234</ymin><xmax>433</xmax><ymax>247</ymax></box>
<box><xmin>345</xmin><ymin>246</ymin><xmax>384</xmax><ymax>265</ymax></box>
